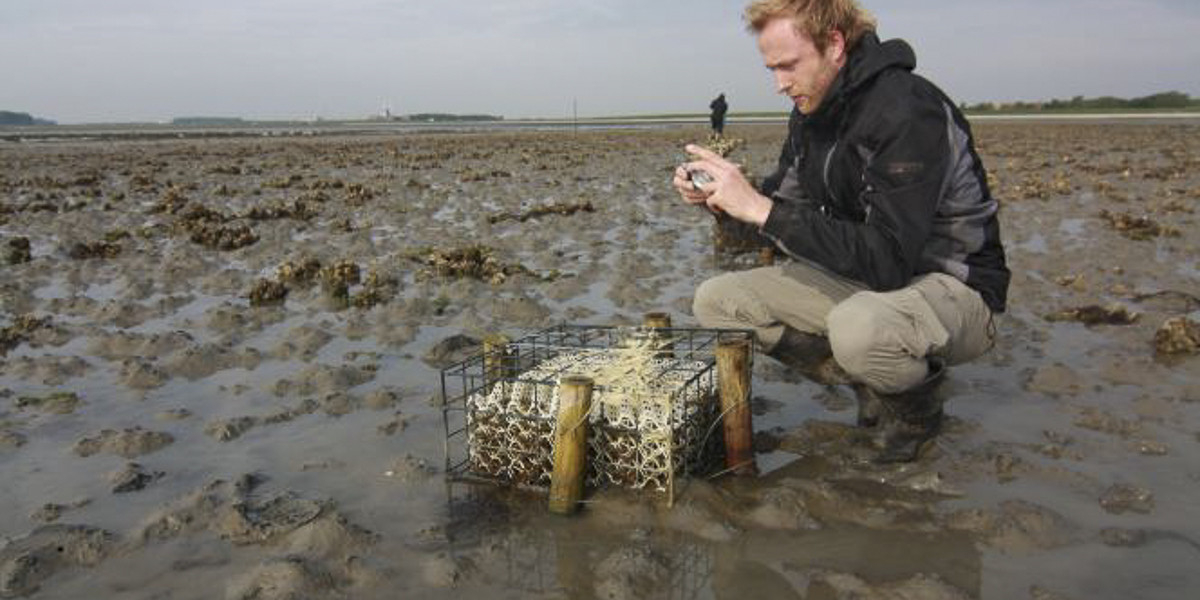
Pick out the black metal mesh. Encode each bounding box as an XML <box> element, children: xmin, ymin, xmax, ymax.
<box><xmin>442</xmin><ymin>324</ymin><xmax>751</xmax><ymax>501</ymax></box>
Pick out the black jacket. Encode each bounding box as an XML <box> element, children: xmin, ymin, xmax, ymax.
<box><xmin>753</xmin><ymin>33</ymin><xmax>1009</xmax><ymax>312</ymax></box>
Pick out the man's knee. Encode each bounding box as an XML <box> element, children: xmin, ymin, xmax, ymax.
<box><xmin>692</xmin><ymin>273</ymin><xmax>740</xmax><ymax>328</ymax></box>
<box><xmin>828</xmin><ymin>292</ymin><xmax>933</xmax><ymax>393</ymax></box>
<box><xmin>826</xmin><ymin>293</ymin><xmax>887</xmax><ymax>376</ymax></box>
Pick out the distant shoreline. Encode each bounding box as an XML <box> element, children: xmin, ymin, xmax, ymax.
<box><xmin>3</xmin><ymin>111</ymin><xmax>1198</xmax><ymax>143</ymax></box>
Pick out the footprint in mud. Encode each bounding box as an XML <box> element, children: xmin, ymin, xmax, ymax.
<box><xmin>0</xmin><ymin>430</ymin><xmax>28</xmax><ymax>450</ymax></box>
<box><xmin>29</xmin><ymin>499</ymin><xmax>91</xmax><ymax>524</ymax></box>
<box><xmin>223</xmin><ymin>493</ymin><xmax>327</xmax><ymax>545</ymax></box>
<box><xmin>271</xmin><ymin>364</ymin><xmax>375</xmax><ymax>398</ymax></box>
<box><xmin>136</xmin><ymin>475</ymin><xmax>374</xmax><ymax>551</ymax></box>
<box><xmin>944</xmin><ymin>499</ymin><xmax>1079</xmax><ymax>553</ymax></box>
<box><xmin>0</xmin><ymin>525</ymin><xmax>117</xmax><ymax>597</ymax></box>
<box><xmin>87</xmin><ymin>330</ymin><xmax>194</xmax><ymax>361</ymax></box>
<box><xmin>226</xmin><ymin>556</ymin><xmax>343</xmax><ymax>600</ymax></box>
<box><xmin>14</xmin><ymin>391</ymin><xmax>82</xmax><ymax>415</ymax></box>
<box><xmin>109</xmin><ymin>462</ymin><xmax>164</xmax><ymax>493</ymax></box>
<box><xmin>7</xmin><ymin>355</ymin><xmax>89</xmax><ymax>386</ymax></box>
<box><xmin>164</xmin><ymin>343</ymin><xmax>263</xmax><ymax>380</ymax></box>
<box><xmin>119</xmin><ymin>357</ymin><xmax>168</xmax><ymax>390</ymax></box>
<box><xmin>1098</xmin><ymin>483</ymin><xmax>1155</xmax><ymax>515</ymax></box>
<box><xmin>72</xmin><ymin>427</ymin><xmax>174</xmax><ymax>458</ymax></box>
<box><xmin>270</xmin><ymin>324</ymin><xmax>334</xmax><ymax>361</ymax></box>
<box><xmin>132</xmin><ymin>475</ymin><xmax>379</xmax><ymax>598</ymax></box>
<box><xmin>788</xmin><ymin>571</ymin><xmax>973</xmax><ymax>600</ymax></box>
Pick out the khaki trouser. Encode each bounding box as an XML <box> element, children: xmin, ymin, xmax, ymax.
<box><xmin>692</xmin><ymin>260</ymin><xmax>996</xmax><ymax>394</ymax></box>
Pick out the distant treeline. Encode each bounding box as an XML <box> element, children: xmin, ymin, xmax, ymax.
<box><xmin>403</xmin><ymin>113</ymin><xmax>502</xmax><ymax>122</ymax></box>
<box><xmin>964</xmin><ymin>91</ymin><xmax>1200</xmax><ymax>112</ymax></box>
<box><xmin>0</xmin><ymin>110</ymin><xmax>57</xmax><ymax>126</ymax></box>
<box><xmin>172</xmin><ymin>117</ymin><xmax>248</xmax><ymax>126</ymax></box>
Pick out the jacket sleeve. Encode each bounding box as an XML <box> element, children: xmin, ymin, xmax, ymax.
<box><xmin>760</xmin><ymin>81</ymin><xmax>950</xmax><ymax>290</ymax></box>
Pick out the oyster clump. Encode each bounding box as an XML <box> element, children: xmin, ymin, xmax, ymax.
<box><xmin>1155</xmin><ymin>316</ymin><xmax>1200</xmax><ymax>356</ymax></box>
<box><xmin>249</xmin><ymin>279</ymin><xmax>288</xmax><ymax>307</ymax></box>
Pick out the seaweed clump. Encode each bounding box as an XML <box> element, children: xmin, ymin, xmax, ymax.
<box><xmin>241</xmin><ymin>199</ymin><xmax>319</xmax><ymax>221</ymax></box>
<box><xmin>1099</xmin><ymin>209</ymin><xmax>1180</xmax><ymax>241</ymax></box>
<box><xmin>1155</xmin><ymin>317</ymin><xmax>1200</xmax><ymax>356</ymax></box>
<box><xmin>249</xmin><ymin>257</ymin><xmax>396</xmax><ymax>309</ymax></box>
<box><xmin>317</xmin><ymin>260</ymin><xmax>398</xmax><ymax>308</ymax></box>
<box><xmin>351</xmin><ymin>268</ymin><xmax>400</xmax><ymax>309</ymax></box>
<box><xmin>188</xmin><ymin>222</ymin><xmax>258</xmax><ymax>251</ymax></box>
<box><xmin>405</xmin><ymin>245</ymin><xmax>540</xmax><ymax>285</ymax></box>
<box><xmin>1044</xmin><ymin>304</ymin><xmax>1139</xmax><ymax>326</ymax></box>
<box><xmin>319</xmin><ymin>260</ymin><xmax>362</xmax><ymax>300</ymax></box>
<box><xmin>277</xmin><ymin>257</ymin><xmax>324</xmax><ymax>287</ymax></box>
<box><xmin>150</xmin><ymin>189</ymin><xmax>259</xmax><ymax>251</ymax></box>
<box><xmin>700</xmin><ymin>132</ymin><xmax>745</xmax><ymax>158</ymax></box>
<box><xmin>249</xmin><ymin>279</ymin><xmax>289</xmax><ymax>307</ymax></box>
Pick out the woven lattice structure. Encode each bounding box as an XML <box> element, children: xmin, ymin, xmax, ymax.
<box><xmin>442</xmin><ymin>325</ymin><xmax>747</xmax><ymax>500</ymax></box>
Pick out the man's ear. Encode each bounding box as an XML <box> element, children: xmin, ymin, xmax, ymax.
<box><xmin>826</xmin><ymin>29</ymin><xmax>847</xmax><ymax>61</ymax></box>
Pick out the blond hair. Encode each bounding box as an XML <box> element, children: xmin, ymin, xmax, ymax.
<box><xmin>744</xmin><ymin>0</ymin><xmax>877</xmax><ymax>52</ymax></box>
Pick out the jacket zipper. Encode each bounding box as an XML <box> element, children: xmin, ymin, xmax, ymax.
<box><xmin>821</xmin><ymin>140</ymin><xmax>839</xmax><ymax>216</ymax></box>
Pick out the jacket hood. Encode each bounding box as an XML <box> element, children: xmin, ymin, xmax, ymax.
<box><xmin>806</xmin><ymin>33</ymin><xmax>916</xmax><ymax>121</ymax></box>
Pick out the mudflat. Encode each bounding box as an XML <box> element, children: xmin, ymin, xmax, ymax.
<box><xmin>2</xmin><ymin>120</ymin><xmax>1198</xmax><ymax>599</ymax></box>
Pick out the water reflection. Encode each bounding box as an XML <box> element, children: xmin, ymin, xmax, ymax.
<box><xmin>443</xmin><ymin>481</ymin><xmax>981</xmax><ymax>599</ymax></box>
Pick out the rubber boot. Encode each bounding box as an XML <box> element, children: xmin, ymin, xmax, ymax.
<box><xmin>860</xmin><ymin>359</ymin><xmax>947</xmax><ymax>463</ymax></box>
<box><xmin>853</xmin><ymin>386</ymin><xmax>882</xmax><ymax>428</ymax></box>
<box><xmin>766</xmin><ymin>326</ymin><xmax>852</xmax><ymax>386</ymax></box>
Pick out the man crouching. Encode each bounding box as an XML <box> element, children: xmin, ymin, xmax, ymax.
<box><xmin>674</xmin><ymin>0</ymin><xmax>1009</xmax><ymax>462</ymax></box>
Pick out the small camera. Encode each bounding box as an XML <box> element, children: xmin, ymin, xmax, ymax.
<box><xmin>688</xmin><ymin>169</ymin><xmax>713</xmax><ymax>191</ymax></box>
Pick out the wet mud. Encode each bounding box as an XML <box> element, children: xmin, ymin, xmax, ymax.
<box><xmin>2</xmin><ymin>120</ymin><xmax>1199</xmax><ymax>598</ymax></box>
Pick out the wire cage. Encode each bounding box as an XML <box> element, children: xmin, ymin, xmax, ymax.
<box><xmin>441</xmin><ymin>324</ymin><xmax>752</xmax><ymax>502</ymax></box>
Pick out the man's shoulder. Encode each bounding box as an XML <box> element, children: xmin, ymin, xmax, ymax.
<box><xmin>857</xmin><ymin>67</ymin><xmax>940</xmax><ymax>105</ymax></box>
<box><xmin>849</xmin><ymin>69</ymin><xmax>947</xmax><ymax>128</ymax></box>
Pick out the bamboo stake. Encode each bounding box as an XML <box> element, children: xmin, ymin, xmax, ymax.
<box><xmin>483</xmin><ymin>333</ymin><xmax>511</xmax><ymax>387</ymax></box>
<box><xmin>548</xmin><ymin>375</ymin><xmax>593</xmax><ymax>515</ymax></box>
<box><xmin>717</xmin><ymin>336</ymin><xmax>756</xmax><ymax>476</ymax></box>
<box><xmin>642</xmin><ymin>312</ymin><xmax>674</xmax><ymax>358</ymax></box>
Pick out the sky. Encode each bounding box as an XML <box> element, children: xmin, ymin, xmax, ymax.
<box><xmin>3</xmin><ymin>0</ymin><xmax>1199</xmax><ymax>124</ymax></box>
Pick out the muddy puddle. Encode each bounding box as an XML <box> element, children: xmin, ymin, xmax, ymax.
<box><xmin>2</xmin><ymin>121</ymin><xmax>1199</xmax><ymax>599</ymax></box>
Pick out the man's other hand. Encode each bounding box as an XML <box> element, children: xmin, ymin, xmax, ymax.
<box><xmin>682</xmin><ymin>144</ymin><xmax>773</xmax><ymax>226</ymax></box>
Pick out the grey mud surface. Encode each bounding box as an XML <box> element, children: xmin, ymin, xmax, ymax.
<box><xmin>2</xmin><ymin>121</ymin><xmax>1199</xmax><ymax>599</ymax></box>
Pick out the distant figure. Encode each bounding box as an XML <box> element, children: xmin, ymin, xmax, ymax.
<box><xmin>709</xmin><ymin>93</ymin><xmax>728</xmax><ymax>135</ymax></box>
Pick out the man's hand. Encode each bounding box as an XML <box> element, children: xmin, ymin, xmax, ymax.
<box><xmin>672</xmin><ymin>163</ymin><xmax>711</xmax><ymax>207</ymax></box>
<box><xmin>679</xmin><ymin>144</ymin><xmax>773</xmax><ymax>226</ymax></box>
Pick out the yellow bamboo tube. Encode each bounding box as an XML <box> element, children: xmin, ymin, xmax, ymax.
<box><xmin>717</xmin><ymin>336</ymin><xmax>757</xmax><ymax>476</ymax></box>
<box><xmin>548</xmin><ymin>375</ymin><xmax>593</xmax><ymax>515</ymax></box>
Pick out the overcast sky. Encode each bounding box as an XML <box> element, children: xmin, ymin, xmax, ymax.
<box><xmin>3</xmin><ymin>0</ymin><xmax>1198</xmax><ymax>124</ymax></box>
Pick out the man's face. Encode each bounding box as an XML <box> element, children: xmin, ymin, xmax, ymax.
<box><xmin>757</xmin><ymin>17</ymin><xmax>846</xmax><ymax>115</ymax></box>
